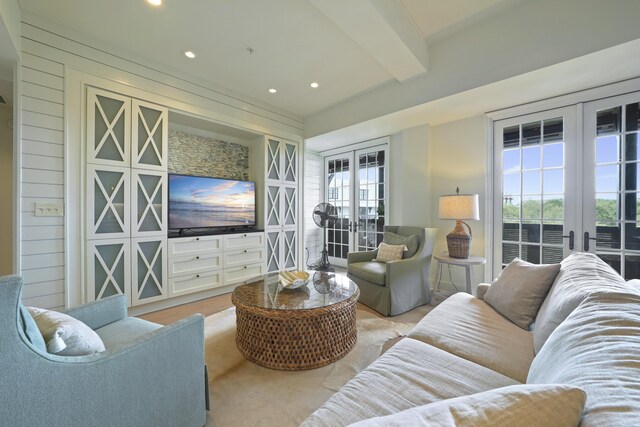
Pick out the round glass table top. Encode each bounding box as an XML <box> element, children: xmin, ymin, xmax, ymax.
<box><xmin>232</xmin><ymin>271</ymin><xmax>359</xmax><ymax>311</ymax></box>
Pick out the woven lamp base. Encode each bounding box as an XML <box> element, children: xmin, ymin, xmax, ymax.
<box><xmin>447</xmin><ymin>234</ymin><xmax>471</xmax><ymax>258</ymax></box>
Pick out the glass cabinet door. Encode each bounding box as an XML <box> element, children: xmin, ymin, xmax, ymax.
<box><xmin>132</xmin><ymin>99</ymin><xmax>168</xmax><ymax>171</ymax></box>
<box><xmin>87</xmin><ymin>87</ymin><xmax>130</xmax><ymax>167</ymax></box>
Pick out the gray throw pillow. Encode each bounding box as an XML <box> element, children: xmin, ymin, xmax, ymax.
<box><xmin>383</xmin><ymin>232</ymin><xmax>419</xmax><ymax>259</ymax></box>
<box><xmin>484</xmin><ymin>258</ymin><xmax>560</xmax><ymax>330</ymax></box>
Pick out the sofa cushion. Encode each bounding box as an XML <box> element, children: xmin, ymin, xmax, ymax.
<box><xmin>348</xmin><ymin>262</ymin><xmax>386</xmax><ymax>286</ymax></box>
<box><xmin>27</xmin><ymin>307</ymin><xmax>106</xmax><ymax>356</ymax></box>
<box><xmin>95</xmin><ymin>317</ymin><xmax>162</xmax><ymax>349</ymax></box>
<box><xmin>373</xmin><ymin>242</ymin><xmax>405</xmax><ymax>263</ymax></box>
<box><xmin>348</xmin><ymin>384</ymin><xmax>586</xmax><ymax>427</ymax></box>
<box><xmin>383</xmin><ymin>231</ymin><xmax>419</xmax><ymax>259</ymax></box>
<box><xmin>407</xmin><ymin>292</ymin><xmax>534</xmax><ymax>383</ymax></box>
<box><xmin>484</xmin><ymin>258</ymin><xmax>560</xmax><ymax>330</ymax></box>
<box><xmin>301</xmin><ymin>338</ymin><xmax>519</xmax><ymax>427</ymax></box>
<box><xmin>528</xmin><ymin>292</ymin><xmax>640</xmax><ymax>426</ymax></box>
<box><xmin>532</xmin><ymin>252</ymin><xmax>634</xmax><ymax>353</ymax></box>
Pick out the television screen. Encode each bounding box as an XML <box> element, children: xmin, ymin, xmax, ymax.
<box><xmin>168</xmin><ymin>174</ymin><xmax>256</xmax><ymax>230</ymax></box>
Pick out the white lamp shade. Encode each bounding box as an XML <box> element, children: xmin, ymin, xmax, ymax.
<box><xmin>439</xmin><ymin>194</ymin><xmax>480</xmax><ymax>220</ymax></box>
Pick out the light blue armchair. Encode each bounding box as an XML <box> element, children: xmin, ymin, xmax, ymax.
<box><xmin>0</xmin><ymin>275</ymin><xmax>207</xmax><ymax>427</ymax></box>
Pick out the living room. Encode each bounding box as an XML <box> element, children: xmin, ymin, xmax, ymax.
<box><xmin>1</xmin><ymin>0</ymin><xmax>640</xmax><ymax>426</ymax></box>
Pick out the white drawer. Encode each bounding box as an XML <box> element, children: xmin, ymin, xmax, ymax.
<box><xmin>168</xmin><ymin>235</ymin><xmax>222</xmax><ymax>257</ymax></box>
<box><xmin>224</xmin><ymin>262</ymin><xmax>265</xmax><ymax>285</ymax></box>
<box><xmin>223</xmin><ymin>233</ymin><xmax>264</xmax><ymax>251</ymax></box>
<box><xmin>168</xmin><ymin>269</ymin><xmax>223</xmax><ymax>297</ymax></box>
<box><xmin>168</xmin><ymin>253</ymin><xmax>222</xmax><ymax>278</ymax></box>
<box><xmin>223</xmin><ymin>248</ymin><xmax>265</xmax><ymax>269</ymax></box>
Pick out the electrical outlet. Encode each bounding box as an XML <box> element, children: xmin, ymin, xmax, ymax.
<box><xmin>35</xmin><ymin>202</ymin><xmax>64</xmax><ymax>217</ymax></box>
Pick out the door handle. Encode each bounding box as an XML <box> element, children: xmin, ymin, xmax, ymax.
<box><xmin>584</xmin><ymin>231</ymin><xmax>597</xmax><ymax>252</ymax></box>
<box><xmin>562</xmin><ymin>230</ymin><xmax>574</xmax><ymax>250</ymax></box>
<box><xmin>348</xmin><ymin>221</ymin><xmax>352</xmax><ymax>232</ymax></box>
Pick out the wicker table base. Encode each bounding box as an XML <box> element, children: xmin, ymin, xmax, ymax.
<box><xmin>232</xmin><ymin>274</ymin><xmax>360</xmax><ymax>371</ymax></box>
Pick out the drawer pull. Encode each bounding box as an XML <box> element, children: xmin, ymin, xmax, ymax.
<box><xmin>244</xmin><ymin>234</ymin><xmax>247</xmax><ymax>237</ymax></box>
<box><xmin>196</xmin><ymin>274</ymin><xmax>200</xmax><ymax>278</ymax></box>
<box><xmin>196</xmin><ymin>237</ymin><xmax>200</xmax><ymax>241</ymax></box>
<box><xmin>244</xmin><ymin>265</ymin><xmax>247</xmax><ymax>269</ymax></box>
<box><xmin>196</xmin><ymin>256</ymin><xmax>200</xmax><ymax>260</ymax></box>
<box><xmin>243</xmin><ymin>249</ymin><xmax>247</xmax><ymax>253</ymax></box>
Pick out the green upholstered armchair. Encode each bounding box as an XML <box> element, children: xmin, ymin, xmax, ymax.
<box><xmin>347</xmin><ymin>226</ymin><xmax>438</xmax><ymax>316</ymax></box>
<box><xmin>0</xmin><ymin>275</ymin><xmax>206</xmax><ymax>427</ymax></box>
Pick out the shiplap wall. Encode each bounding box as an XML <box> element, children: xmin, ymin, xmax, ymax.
<box><xmin>304</xmin><ymin>152</ymin><xmax>322</xmax><ymax>266</ymax></box>
<box><xmin>20</xmin><ymin>51</ymin><xmax>65</xmax><ymax>310</ymax></box>
<box><xmin>17</xmin><ymin>18</ymin><xmax>304</xmax><ymax>309</ymax></box>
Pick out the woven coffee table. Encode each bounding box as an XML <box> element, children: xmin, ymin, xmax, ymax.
<box><xmin>232</xmin><ymin>271</ymin><xmax>360</xmax><ymax>371</ymax></box>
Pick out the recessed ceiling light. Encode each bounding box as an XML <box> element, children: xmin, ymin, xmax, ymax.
<box><xmin>147</xmin><ymin>0</ymin><xmax>162</xmax><ymax>6</ymax></box>
<box><xmin>184</xmin><ymin>51</ymin><xmax>196</xmax><ymax>59</ymax></box>
<box><xmin>268</xmin><ymin>88</ymin><xmax>277</xmax><ymax>94</ymax></box>
<box><xmin>310</xmin><ymin>82</ymin><xmax>319</xmax><ymax>88</ymax></box>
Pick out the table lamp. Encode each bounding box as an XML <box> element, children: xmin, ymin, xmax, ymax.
<box><xmin>438</xmin><ymin>188</ymin><xmax>479</xmax><ymax>259</ymax></box>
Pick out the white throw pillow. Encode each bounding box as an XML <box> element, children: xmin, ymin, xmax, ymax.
<box><xmin>484</xmin><ymin>258</ymin><xmax>560</xmax><ymax>330</ymax></box>
<box><xmin>374</xmin><ymin>242</ymin><xmax>406</xmax><ymax>263</ymax></box>
<box><xmin>348</xmin><ymin>384</ymin><xmax>586</xmax><ymax>427</ymax></box>
<box><xmin>27</xmin><ymin>307</ymin><xmax>106</xmax><ymax>356</ymax></box>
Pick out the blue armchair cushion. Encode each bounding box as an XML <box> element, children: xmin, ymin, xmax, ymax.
<box><xmin>18</xmin><ymin>303</ymin><xmax>47</xmax><ymax>352</ymax></box>
<box><xmin>95</xmin><ymin>317</ymin><xmax>162</xmax><ymax>349</ymax></box>
<box><xmin>349</xmin><ymin>262</ymin><xmax>386</xmax><ymax>286</ymax></box>
<box><xmin>384</xmin><ymin>232</ymin><xmax>419</xmax><ymax>259</ymax></box>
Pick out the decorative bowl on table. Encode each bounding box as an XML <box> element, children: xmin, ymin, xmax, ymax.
<box><xmin>279</xmin><ymin>270</ymin><xmax>310</xmax><ymax>290</ymax></box>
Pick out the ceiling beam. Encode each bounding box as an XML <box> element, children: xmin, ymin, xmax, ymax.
<box><xmin>310</xmin><ymin>0</ymin><xmax>428</xmax><ymax>82</ymax></box>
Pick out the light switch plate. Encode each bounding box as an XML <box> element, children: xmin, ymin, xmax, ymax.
<box><xmin>35</xmin><ymin>202</ymin><xmax>64</xmax><ymax>217</ymax></box>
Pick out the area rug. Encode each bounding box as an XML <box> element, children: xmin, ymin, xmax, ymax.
<box><xmin>204</xmin><ymin>308</ymin><xmax>415</xmax><ymax>427</ymax></box>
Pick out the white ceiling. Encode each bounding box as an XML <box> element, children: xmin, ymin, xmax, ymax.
<box><xmin>19</xmin><ymin>0</ymin><xmax>514</xmax><ymax>117</ymax></box>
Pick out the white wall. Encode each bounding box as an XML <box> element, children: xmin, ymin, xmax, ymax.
<box><xmin>303</xmin><ymin>152</ymin><xmax>322</xmax><ymax>265</ymax></box>
<box><xmin>389</xmin><ymin>124</ymin><xmax>429</xmax><ymax>226</ymax></box>
<box><xmin>0</xmin><ymin>104</ymin><xmax>12</xmax><ymax>275</ymax></box>
<box><xmin>428</xmin><ymin>116</ymin><xmax>488</xmax><ymax>293</ymax></box>
<box><xmin>18</xmin><ymin>18</ymin><xmax>304</xmax><ymax>309</ymax></box>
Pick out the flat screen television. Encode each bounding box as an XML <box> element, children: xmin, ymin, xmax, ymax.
<box><xmin>168</xmin><ymin>174</ymin><xmax>256</xmax><ymax>231</ymax></box>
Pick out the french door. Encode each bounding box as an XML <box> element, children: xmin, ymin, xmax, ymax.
<box><xmin>325</xmin><ymin>145</ymin><xmax>388</xmax><ymax>267</ymax></box>
<box><xmin>493</xmin><ymin>91</ymin><xmax>640</xmax><ymax>280</ymax></box>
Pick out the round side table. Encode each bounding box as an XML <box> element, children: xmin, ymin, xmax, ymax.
<box><xmin>433</xmin><ymin>254</ymin><xmax>486</xmax><ymax>294</ymax></box>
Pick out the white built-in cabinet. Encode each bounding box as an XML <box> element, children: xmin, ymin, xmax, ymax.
<box><xmin>264</xmin><ymin>136</ymin><xmax>299</xmax><ymax>273</ymax></box>
<box><xmin>85</xmin><ymin>87</ymin><xmax>169</xmax><ymax>307</ymax></box>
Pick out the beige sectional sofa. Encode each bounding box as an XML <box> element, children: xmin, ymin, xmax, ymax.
<box><xmin>302</xmin><ymin>252</ymin><xmax>640</xmax><ymax>426</ymax></box>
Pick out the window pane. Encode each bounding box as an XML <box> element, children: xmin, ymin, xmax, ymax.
<box><xmin>625</xmin><ymin>255</ymin><xmax>640</xmax><ymax>279</ymax></box>
<box><xmin>521</xmin><ymin>221</ymin><xmax>540</xmax><ymax>243</ymax></box>
<box><xmin>626</xmin><ymin>102</ymin><xmax>640</xmax><ymax>132</ymax></box>
<box><xmin>543</xmin><ymin>118</ymin><xmax>563</xmax><ymax>143</ymax></box>
<box><xmin>624</xmin><ymin>223</ymin><xmax>640</xmax><ymax>251</ymax></box>
<box><xmin>502</xmin><ymin>221</ymin><xmax>519</xmax><ymax>242</ymax></box>
<box><xmin>595</xmin><ymin>135</ymin><xmax>620</xmax><ymax>164</ymax></box>
<box><xmin>503</xmin><ymin>149</ymin><xmax>520</xmax><ymax>172</ymax></box>
<box><xmin>597</xmin><ymin>107</ymin><xmax>621</xmax><ymax>135</ymax></box>
<box><xmin>522</xmin><ymin>244</ymin><xmax>540</xmax><ymax>264</ymax></box>
<box><xmin>502</xmin><ymin>243</ymin><xmax>519</xmax><ymax>264</ymax></box>
<box><xmin>595</xmin><ymin>165</ymin><xmax>619</xmax><ymax>192</ymax></box>
<box><xmin>503</xmin><ymin>126</ymin><xmax>520</xmax><ymax>148</ymax></box>
<box><xmin>503</xmin><ymin>173</ymin><xmax>520</xmax><ymax>195</ymax></box>
<box><xmin>625</xmin><ymin>133</ymin><xmax>640</xmax><ymax>162</ymax></box>
<box><xmin>543</xmin><ymin>196</ymin><xmax>563</xmax><ymax>220</ymax></box>
<box><xmin>542</xmin><ymin>221</ymin><xmax>563</xmax><ymax>244</ymax></box>
<box><xmin>522</xmin><ymin>196</ymin><xmax>541</xmax><ymax>219</ymax></box>
<box><xmin>624</xmin><ymin>193</ymin><xmax>640</xmax><ymax>221</ymax></box>
<box><xmin>542</xmin><ymin>246</ymin><xmax>563</xmax><ymax>264</ymax></box>
<box><xmin>543</xmin><ymin>170</ymin><xmax>563</xmax><ymax>194</ymax></box>
<box><xmin>543</xmin><ymin>143</ymin><xmax>563</xmax><ymax>168</ymax></box>
<box><xmin>522</xmin><ymin>171</ymin><xmax>541</xmax><ymax>194</ymax></box>
<box><xmin>596</xmin><ymin>223</ymin><xmax>621</xmax><ymax>249</ymax></box>
<box><xmin>596</xmin><ymin>194</ymin><xmax>620</xmax><ymax>222</ymax></box>
<box><xmin>522</xmin><ymin>121</ymin><xmax>541</xmax><ymax>146</ymax></box>
<box><xmin>522</xmin><ymin>146</ymin><xmax>541</xmax><ymax>169</ymax></box>
<box><xmin>598</xmin><ymin>253</ymin><xmax>621</xmax><ymax>274</ymax></box>
<box><xmin>503</xmin><ymin>196</ymin><xmax>520</xmax><ymax>219</ymax></box>
<box><xmin>625</xmin><ymin>163</ymin><xmax>640</xmax><ymax>191</ymax></box>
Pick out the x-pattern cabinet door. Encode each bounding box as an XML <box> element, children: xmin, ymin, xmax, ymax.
<box><xmin>131</xmin><ymin>170</ymin><xmax>167</xmax><ymax>237</ymax></box>
<box><xmin>87</xmin><ymin>164</ymin><xmax>130</xmax><ymax>240</ymax></box>
<box><xmin>266</xmin><ymin>231</ymin><xmax>282</xmax><ymax>273</ymax></box>
<box><xmin>86</xmin><ymin>239</ymin><xmax>131</xmax><ymax>305</ymax></box>
<box><xmin>132</xmin><ymin>99</ymin><xmax>168</xmax><ymax>171</ymax></box>
<box><xmin>131</xmin><ymin>237</ymin><xmax>167</xmax><ymax>306</ymax></box>
<box><xmin>87</xmin><ymin>87</ymin><xmax>131</xmax><ymax>167</ymax></box>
